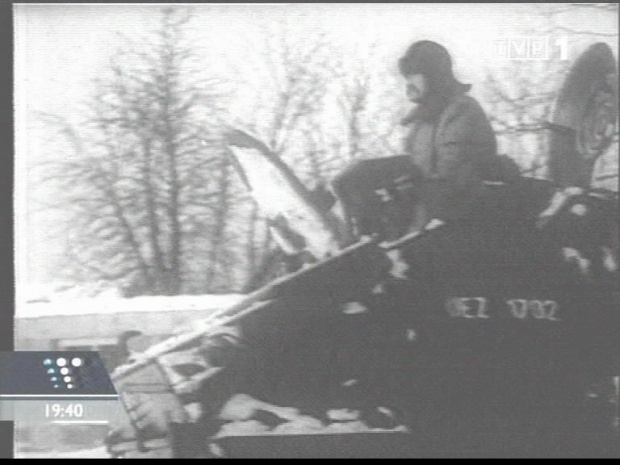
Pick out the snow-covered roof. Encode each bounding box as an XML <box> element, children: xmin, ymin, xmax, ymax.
<box><xmin>16</xmin><ymin>294</ymin><xmax>245</xmax><ymax>319</ymax></box>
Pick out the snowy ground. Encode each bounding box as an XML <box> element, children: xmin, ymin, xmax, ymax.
<box><xmin>17</xmin><ymin>293</ymin><xmax>245</xmax><ymax>318</ymax></box>
<box><xmin>16</xmin><ymin>446</ymin><xmax>111</xmax><ymax>459</ymax></box>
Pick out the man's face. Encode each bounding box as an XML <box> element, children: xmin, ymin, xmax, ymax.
<box><xmin>405</xmin><ymin>74</ymin><xmax>427</xmax><ymax>103</ymax></box>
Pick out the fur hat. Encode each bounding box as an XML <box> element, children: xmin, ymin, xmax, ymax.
<box><xmin>399</xmin><ymin>40</ymin><xmax>454</xmax><ymax>78</ymax></box>
<box><xmin>399</xmin><ymin>40</ymin><xmax>471</xmax><ymax>121</ymax></box>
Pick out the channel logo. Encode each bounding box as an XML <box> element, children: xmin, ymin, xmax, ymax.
<box><xmin>489</xmin><ymin>36</ymin><xmax>570</xmax><ymax>61</ymax></box>
<box><xmin>0</xmin><ymin>352</ymin><xmax>117</xmax><ymax>397</ymax></box>
<box><xmin>43</xmin><ymin>357</ymin><xmax>85</xmax><ymax>390</ymax></box>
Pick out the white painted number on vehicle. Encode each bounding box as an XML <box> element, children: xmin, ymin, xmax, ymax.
<box><xmin>506</xmin><ymin>299</ymin><xmax>560</xmax><ymax>321</ymax></box>
<box><xmin>446</xmin><ymin>298</ymin><xmax>560</xmax><ymax>321</ymax></box>
<box><xmin>446</xmin><ymin>297</ymin><xmax>490</xmax><ymax>319</ymax></box>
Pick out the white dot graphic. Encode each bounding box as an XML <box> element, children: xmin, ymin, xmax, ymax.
<box><xmin>60</xmin><ymin>367</ymin><xmax>70</xmax><ymax>375</ymax></box>
<box><xmin>56</xmin><ymin>358</ymin><xmax>67</xmax><ymax>367</ymax></box>
<box><xmin>64</xmin><ymin>376</ymin><xmax>72</xmax><ymax>383</ymax></box>
<box><xmin>67</xmin><ymin>384</ymin><xmax>74</xmax><ymax>389</ymax></box>
<box><xmin>71</xmin><ymin>358</ymin><xmax>83</xmax><ymax>367</ymax></box>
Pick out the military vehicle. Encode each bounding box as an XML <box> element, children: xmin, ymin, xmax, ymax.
<box><xmin>104</xmin><ymin>43</ymin><xmax>618</xmax><ymax>458</ymax></box>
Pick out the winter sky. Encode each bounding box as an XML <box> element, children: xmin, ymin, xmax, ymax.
<box><xmin>13</xmin><ymin>3</ymin><xmax>619</xmax><ymax>291</ymax></box>
<box><xmin>15</xmin><ymin>3</ymin><xmax>618</xmax><ymax>132</ymax></box>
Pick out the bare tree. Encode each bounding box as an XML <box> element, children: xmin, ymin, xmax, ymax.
<box><xmin>228</xmin><ymin>23</ymin><xmax>345</xmax><ymax>289</ymax></box>
<box><xmin>36</xmin><ymin>7</ymin><xmax>234</xmax><ymax>296</ymax></box>
<box><xmin>483</xmin><ymin>60</ymin><xmax>571</xmax><ymax>177</ymax></box>
<box><xmin>534</xmin><ymin>3</ymin><xmax>619</xmax><ymax>38</ymax></box>
<box><xmin>482</xmin><ymin>3</ymin><xmax>618</xmax><ymax>181</ymax></box>
<box><xmin>233</xmin><ymin>36</ymin><xmax>409</xmax><ymax>290</ymax></box>
<box><xmin>333</xmin><ymin>43</ymin><xmax>405</xmax><ymax>162</ymax></box>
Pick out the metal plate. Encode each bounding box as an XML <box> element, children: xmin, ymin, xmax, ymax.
<box><xmin>549</xmin><ymin>43</ymin><xmax>617</xmax><ymax>187</ymax></box>
<box><xmin>226</xmin><ymin>129</ymin><xmax>350</xmax><ymax>259</ymax></box>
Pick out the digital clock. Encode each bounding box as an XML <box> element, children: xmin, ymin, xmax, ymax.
<box><xmin>44</xmin><ymin>403</ymin><xmax>85</xmax><ymax>419</ymax></box>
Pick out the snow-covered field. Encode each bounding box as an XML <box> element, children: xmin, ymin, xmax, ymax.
<box><xmin>16</xmin><ymin>446</ymin><xmax>111</xmax><ymax>459</ymax></box>
<box><xmin>17</xmin><ymin>293</ymin><xmax>245</xmax><ymax>319</ymax></box>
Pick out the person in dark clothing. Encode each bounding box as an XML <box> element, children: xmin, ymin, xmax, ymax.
<box><xmin>332</xmin><ymin>41</ymin><xmax>518</xmax><ymax>238</ymax></box>
<box><xmin>398</xmin><ymin>40</ymin><xmax>502</xmax><ymax>229</ymax></box>
<box><xmin>331</xmin><ymin>156</ymin><xmax>425</xmax><ymax>241</ymax></box>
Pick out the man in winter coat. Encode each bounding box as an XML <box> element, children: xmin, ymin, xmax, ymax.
<box><xmin>332</xmin><ymin>40</ymin><xmax>516</xmax><ymax>236</ymax></box>
<box><xmin>399</xmin><ymin>40</ymin><xmax>502</xmax><ymax>228</ymax></box>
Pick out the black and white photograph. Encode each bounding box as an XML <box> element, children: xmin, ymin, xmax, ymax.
<box><xmin>13</xmin><ymin>2</ymin><xmax>619</xmax><ymax>458</ymax></box>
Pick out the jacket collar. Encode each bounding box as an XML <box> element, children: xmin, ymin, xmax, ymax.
<box><xmin>400</xmin><ymin>104</ymin><xmax>428</xmax><ymax>126</ymax></box>
<box><xmin>400</xmin><ymin>83</ymin><xmax>471</xmax><ymax>126</ymax></box>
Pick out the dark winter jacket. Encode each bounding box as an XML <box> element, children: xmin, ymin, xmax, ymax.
<box><xmin>403</xmin><ymin>91</ymin><xmax>498</xmax><ymax>224</ymax></box>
